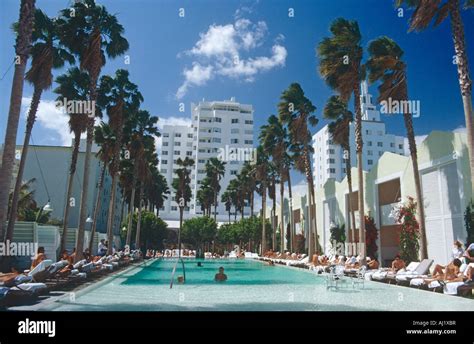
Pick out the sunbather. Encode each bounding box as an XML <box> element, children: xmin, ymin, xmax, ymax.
<box><xmin>31</xmin><ymin>247</ymin><xmax>46</xmax><ymax>270</ymax></box>
<box><xmin>426</xmin><ymin>259</ymin><xmax>464</xmax><ymax>283</ymax></box>
<box><xmin>367</xmin><ymin>257</ymin><xmax>379</xmax><ymax>270</ymax></box>
<box><xmin>391</xmin><ymin>255</ymin><xmax>406</xmax><ymax>272</ymax></box>
<box><xmin>214</xmin><ymin>267</ymin><xmax>227</xmax><ymax>282</ymax></box>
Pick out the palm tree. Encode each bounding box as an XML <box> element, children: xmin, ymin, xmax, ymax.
<box><xmin>172</xmin><ymin>157</ymin><xmax>194</xmax><ymax>257</ymax></box>
<box><xmin>397</xmin><ymin>0</ymin><xmax>474</xmax><ymax>198</ymax></box>
<box><xmin>6</xmin><ymin>10</ymin><xmax>74</xmax><ymax>241</ymax></box>
<box><xmin>226</xmin><ymin>179</ymin><xmax>240</xmax><ymax>221</ymax></box>
<box><xmin>205</xmin><ymin>157</ymin><xmax>226</xmax><ymax>221</ymax></box>
<box><xmin>221</xmin><ymin>190</ymin><xmax>233</xmax><ymax>223</ymax></box>
<box><xmin>367</xmin><ymin>36</ymin><xmax>429</xmax><ymax>259</ymax></box>
<box><xmin>88</xmin><ymin>122</ymin><xmax>115</xmax><ymax>253</ymax></box>
<box><xmin>278</xmin><ymin>83</ymin><xmax>319</xmax><ymax>256</ymax></box>
<box><xmin>255</xmin><ymin>145</ymin><xmax>270</xmax><ymax>254</ymax></box>
<box><xmin>197</xmin><ymin>178</ymin><xmax>213</xmax><ymax>216</ymax></box>
<box><xmin>260</xmin><ymin>114</ymin><xmax>291</xmax><ymax>252</ymax></box>
<box><xmin>135</xmin><ymin>147</ymin><xmax>157</xmax><ymax>250</ymax></box>
<box><xmin>323</xmin><ymin>95</ymin><xmax>356</xmax><ymax>243</ymax></box>
<box><xmin>146</xmin><ymin>170</ymin><xmax>169</xmax><ymax>216</ymax></box>
<box><xmin>124</xmin><ymin>110</ymin><xmax>159</xmax><ymax>247</ymax></box>
<box><xmin>240</xmin><ymin>162</ymin><xmax>256</xmax><ymax>218</ymax></box>
<box><xmin>8</xmin><ymin>178</ymin><xmax>36</xmax><ymax>221</ymax></box>
<box><xmin>97</xmin><ymin>69</ymin><xmax>143</xmax><ymax>255</ymax></box>
<box><xmin>53</xmin><ymin>68</ymin><xmax>90</xmax><ymax>254</ymax></box>
<box><xmin>0</xmin><ymin>0</ymin><xmax>36</xmax><ymax>242</ymax></box>
<box><xmin>318</xmin><ymin>18</ymin><xmax>365</xmax><ymax>260</ymax></box>
<box><xmin>267</xmin><ymin>163</ymin><xmax>279</xmax><ymax>250</ymax></box>
<box><xmin>58</xmin><ymin>0</ymin><xmax>129</xmax><ymax>261</ymax></box>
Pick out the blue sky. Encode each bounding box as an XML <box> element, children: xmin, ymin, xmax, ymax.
<box><xmin>1</xmin><ymin>0</ymin><xmax>473</xmax><ymax>185</ymax></box>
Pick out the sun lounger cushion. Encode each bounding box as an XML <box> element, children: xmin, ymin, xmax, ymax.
<box><xmin>27</xmin><ymin>259</ymin><xmax>53</xmax><ymax>277</ymax></box>
<box><xmin>444</xmin><ymin>282</ymin><xmax>465</xmax><ymax>295</ymax></box>
<box><xmin>13</xmin><ymin>283</ymin><xmax>47</xmax><ymax>293</ymax></box>
<box><xmin>73</xmin><ymin>259</ymin><xmax>86</xmax><ymax>270</ymax></box>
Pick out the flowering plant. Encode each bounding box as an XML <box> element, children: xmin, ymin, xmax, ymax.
<box><xmin>391</xmin><ymin>197</ymin><xmax>420</xmax><ymax>263</ymax></box>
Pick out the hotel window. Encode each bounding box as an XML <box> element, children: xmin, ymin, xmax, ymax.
<box><xmin>230</xmin><ymin>160</ymin><xmax>239</xmax><ymax>165</ymax></box>
<box><xmin>198</xmin><ymin>159</ymin><xmax>206</xmax><ymax>164</ymax></box>
<box><xmin>368</xmin><ymin>141</ymin><xmax>373</xmax><ymax>146</ymax></box>
<box><xmin>231</xmin><ymin>128</ymin><xmax>239</xmax><ymax>134</ymax></box>
<box><xmin>214</xmin><ymin>117</ymin><xmax>222</xmax><ymax>123</ymax></box>
<box><xmin>377</xmin><ymin>142</ymin><xmax>383</xmax><ymax>147</ymax></box>
<box><xmin>161</xmin><ymin>160</ymin><xmax>168</xmax><ymax>164</ymax></box>
<box><xmin>175</xmin><ymin>133</ymin><xmax>181</xmax><ymax>138</ymax></box>
<box><xmin>327</xmin><ymin>139</ymin><xmax>333</xmax><ymax>145</ymax></box>
<box><xmin>174</xmin><ymin>150</ymin><xmax>180</xmax><ymax>155</ymax></box>
<box><xmin>244</xmin><ymin>140</ymin><xmax>253</xmax><ymax>144</ymax></box>
<box><xmin>367</xmin><ymin>150</ymin><xmax>373</xmax><ymax>156</ymax></box>
<box><xmin>368</xmin><ymin>159</ymin><xmax>373</xmax><ymax>165</ymax></box>
<box><xmin>186</xmin><ymin>142</ymin><xmax>192</xmax><ymax>147</ymax></box>
<box><xmin>327</xmin><ymin>149</ymin><xmax>335</xmax><ymax>154</ymax></box>
<box><xmin>186</xmin><ymin>151</ymin><xmax>192</xmax><ymax>156</ymax></box>
<box><xmin>390</xmin><ymin>142</ymin><xmax>395</xmax><ymax>148</ymax></box>
<box><xmin>198</xmin><ymin>169</ymin><xmax>206</xmax><ymax>174</ymax></box>
<box><xmin>171</xmin><ymin>206</ymin><xmax>178</xmax><ymax>211</ymax></box>
<box><xmin>163</xmin><ymin>142</ymin><xmax>169</xmax><ymax>146</ymax></box>
<box><xmin>161</xmin><ymin>168</ymin><xmax>167</xmax><ymax>173</ymax></box>
<box><xmin>212</xmin><ymin>138</ymin><xmax>221</xmax><ymax>143</ymax></box>
<box><xmin>327</xmin><ymin>158</ymin><xmax>335</xmax><ymax>164</ymax></box>
<box><xmin>163</xmin><ymin>133</ymin><xmax>169</xmax><ymax>138</ymax></box>
<box><xmin>173</xmin><ymin>159</ymin><xmax>178</xmax><ymax>163</ymax></box>
<box><xmin>379</xmin><ymin>151</ymin><xmax>383</xmax><ymax>157</ymax></box>
<box><xmin>245</xmin><ymin>120</ymin><xmax>253</xmax><ymax>125</ymax></box>
<box><xmin>231</xmin><ymin>139</ymin><xmax>239</xmax><ymax>144</ymax></box>
<box><xmin>366</xmin><ymin>130</ymin><xmax>372</xmax><ymax>135</ymax></box>
<box><xmin>231</xmin><ymin>170</ymin><xmax>238</xmax><ymax>175</ymax></box>
<box><xmin>162</xmin><ymin>151</ymin><xmax>168</xmax><ymax>155</ymax></box>
<box><xmin>175</xmin><ymin>142</ymin><xmax>181</xmax><ymax>146</ymax></box>
<box><xmin>342</xmin><ymin>168</ymin><xmax>346</xmax><ymax>173</ymax></box>
<box><xmin>231</xmin><ymin>118</ymin><xmax>239</xmax><ymax>124</ymax></box>
<box><xmin>399</xmin><ymin>144</ymin><xmax>403</xmax><ymax>149</ymax></box>
<box><xmin>187</xmin><ymin>133</ymin><xmax>193</xmax><ymax>138</ymax></box>
<box><xmin>327</xmin><ymin>168</ymin><xmax>336</xmax><ymax>174</ymax></box>
<box><xmin>245</xmin><ymin>130</ymin><xmax>253</xmax><ymax>135</ymax></box>
<box><xmin>377</xmin><ymin>130</ymin><xmax>383</xmax><ymax>136</ymax></box>
<box><xmin>213</xmin><ymin>128</ymin><xmax>221</xmax><ymax>133</ymax></box>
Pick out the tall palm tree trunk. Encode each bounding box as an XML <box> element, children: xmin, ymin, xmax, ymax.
<box><xmin>271</xmin><ymin>176</ymin><xmax>277</xmax><ymax>250</ymax></box>
<box><xmin>287</xmin><ymin>168</ymin><xmax>295</xmax><ymax>253</ymax></box>
<box><xmin>0</xmin><ymin>0</ymin><xmax>35</xmax><ymax>242</ymax></box>
<box><xmin>88</xmin><ymin>163</ymin><xmax>105</xmax><ymax>253</ymax></box>
<box><xmin>6</xmin><ymin>87</ymin><xmax>42</xmax><ymax>241</ymax></box>
<box><xmin>279</xmin><ymin>175</ymin><xmax>285</xmax><ymax>252</ymax></box>
<box><xmin>353</xmin><ymin>84</ymin><xmax>366</xmax><ymax>262</ymax></box>
<box><xmin>126</xmin><ymin>185</ymin><xmax>136</xmax><ymax>247</ymax></box>
<box><xmin>214</xmin><ymin>191</ymin><xmax>217</xmax><ymax>222</ymax></box>
<box><xmin>106</xmin><ymin>173</ymin><xmax>118</xmax><ymax>255</ymax></box>
<box><xmin>261</xmin><ymin>184</ymin><xmax>267</xmax><ymax>255</ymax></box>
<box><xmin>134</xmin><ymin>183</ymin><xmax>144</xmax><ymax>251</ymax></box>
<box><xmin>60</xmin><ymin>134</ymin><xmax>81</xmax><ymax>254</ymax></box>
<box><xmin>345</xmin><ymin>149</ymin><xmax>356</xmax><ymax>243</ymax></box>
<box><xmin>304</xmin><ymin>147</ymin><xmax>318</xmax><ymax>255</ymax></box>
<box><xmin>404</xmin><ymin>111</ymin><xmax>428</xmax><ymax>259</ymax></box>
<box><xmin>450</xmin><ymin>0</ymin><xmax>474</xmax><ymax>199</ymax></box>
<box><xmin>250</xmin><ymin>192</ymin><xmax>254</xmax><ymax>217</ymax></box>
<box><xmin>177</xmin><ymin>207</ymin><xmax>184</xmax><ymax>258</ymax></box>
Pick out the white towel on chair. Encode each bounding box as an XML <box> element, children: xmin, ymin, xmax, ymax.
<box><xmin>443</xmin><ymin>282</ymin><xmax>465</xmax><ymax>295</ymax></box>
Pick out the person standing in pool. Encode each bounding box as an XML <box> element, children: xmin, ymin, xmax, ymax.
<box><xmin>214</xmin><ymin>267</ymin><xmax>227</xmax><ymax>282</ymax></box>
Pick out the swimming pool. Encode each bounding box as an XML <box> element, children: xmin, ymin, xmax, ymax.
<box><xmin>44</xmin><ymin>259</ymin><xmax>474</xmax><ymax>311</ymax></box>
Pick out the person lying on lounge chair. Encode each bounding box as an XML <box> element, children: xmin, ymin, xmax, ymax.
<box><xmin>367</xmin><ymin>257</ymin><xmax>379</xmax><ymax>270</ymax></box>
<box><xmin>345</xmin><ymin>256</ymin><xmax>359</xmax><ymax>269</ymax></box>
<box><xmin>391</xmin><ymin>255</ymin><xmax>406</xmax><ymax>272</ymax></box>
<box><xmin>31</xmin><ymin>247</ymin><xmax>46</xmax><ymax>270</ymax></box>
<box><xmin>0</xmin><ymin>268</ymin><xmax>19</xmax><ymax>284</ymax></box>
<box><xmin>431</xmin><ymin>259</ymin><xmax>463</xmax><ymax>280</ymax></box>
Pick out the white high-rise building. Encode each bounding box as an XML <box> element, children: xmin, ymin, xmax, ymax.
<box><xmin>158</xmin><ymin>98</ymin><xmax>255</xmax><ymax>223</ymax></box>
<box><xmin>313</xmin><ymin>81</ymin><xmax>406</xmax><ymax>189</ymax></box>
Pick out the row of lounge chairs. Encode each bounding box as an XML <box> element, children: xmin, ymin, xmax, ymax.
<box><xmin>257</xmin><ymin>255</ymin><xmax>474</xmax><ymax>297</ymax></box>
<box><xmin>0</xmin><ymin>250</ymin><xmax>142</xmax><ymax>309</ymax></box>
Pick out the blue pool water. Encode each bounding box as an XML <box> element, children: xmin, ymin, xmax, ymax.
<box><xmin>44</xmin><ymin>259</ymin><xmax>474</xmax><ymax>311</ymax></box>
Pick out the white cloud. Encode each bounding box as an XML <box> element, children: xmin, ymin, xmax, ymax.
<box><xmin>176</xmin><ymin>63</ymin><xmax>213</xmax><ymax>100</ymax></box>
<box><xmin>176</xmin><ymin>17</ymin><xmax>286</xmax><ymax>99</ymax></box>
<box><xmin>22</xmin><ymin>97</ymin><xmax>73</xmax><ymax>146</ymax></box>
<box><xmin>453</xmin><ymin>126</ymin><xmax>466</xmax><ymax>134</ymax></box>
